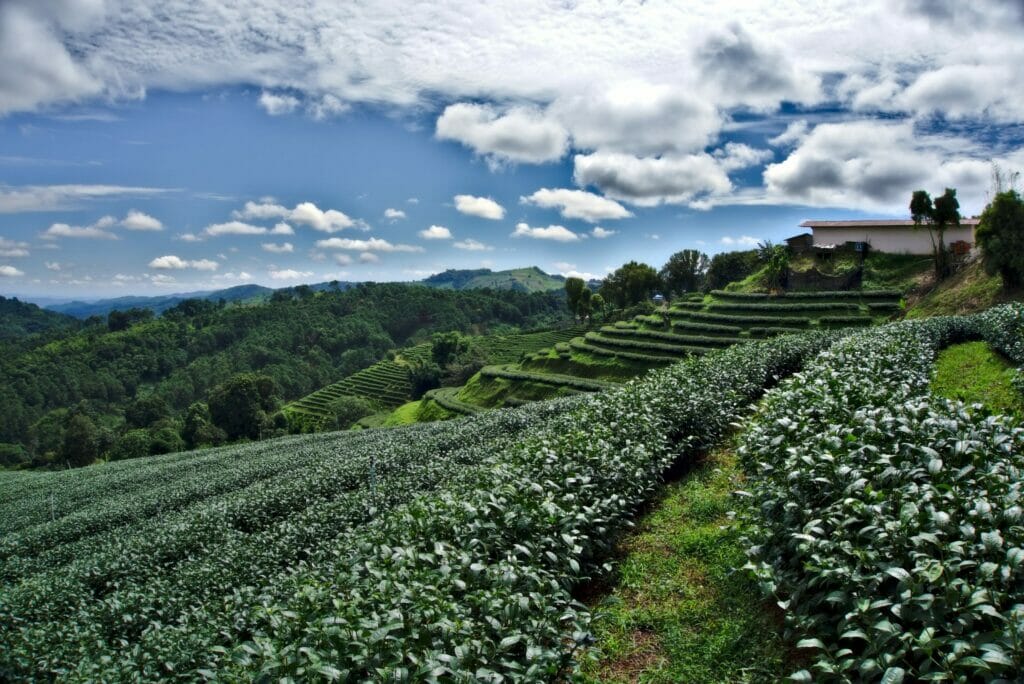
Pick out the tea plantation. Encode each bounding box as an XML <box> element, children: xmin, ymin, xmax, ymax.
<box><xmin>2</xmin><ymin>304</ymin><xmax>1022</xmax><ymax>681</ymax></box>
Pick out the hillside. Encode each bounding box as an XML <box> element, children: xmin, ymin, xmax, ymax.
<box><xmin>421</xmin><ymin>266</ymin><xmax>565</xmax><ymax>293</ymax></box>
<box><xmin>0</xmin><ymin>296</ymin><xmax>79</xmax><ymax>343</ymax></box>
<box><xmin>2</xmin><ymin>305</ymin><xmax>1021</xmax><ymax>681</ymax></box>
<box><xmin>46</xmin><ymin>283</ymin><xmax>275</xmax><ymax>319</ymax></box>
<box><xmin>0</xmin><ymin>283</ymin><xmax>569</xmax><ymax>467</ymax></box>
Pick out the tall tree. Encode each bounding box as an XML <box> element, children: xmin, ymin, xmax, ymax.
<box><xmin>976</xmin><ymin>189</ymin><xmax>1024</xmax><ymax>289</ymax></box>
<box><xmin>564</xmin><ymin>277</ymin><xmax>586</xmax><ymax>317</ymax></box>
<box><xmin>600</xmin><ymin>261</ymin><xmax>662</xmax><ymax>308</ymax></box>
<box><xmin>910</xmin><ymin>187</ymin><xmax>960</xmax><ymax>280</ymax></box>
<box><xmin>705</xmin><ymin>250</ymin><xmax>760</xmax><ymax>291</ymax></box>
<box><xmin>659</xmin><ymin>250</ymin><xmax>710</xmax><ymax>296</ymax></box>
<box><xmin>207</xmin><ymin>373</ymin><xmax>278</xmax><ymax>441</ymax></box>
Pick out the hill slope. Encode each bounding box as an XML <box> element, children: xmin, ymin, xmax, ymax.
<box><xmin>422</xmin><ymin>266</ymin><xmax>565</xmax><ymax>292</ymax></box>
<box><xmin>0</xmin><ymin>296</ymin><xmax>78</xmax><ymax>342</ymax></box>
<box><xmin>46</xmin><ymin>283</ymin><xmax>275</xmax><ymax>319</ymax></box>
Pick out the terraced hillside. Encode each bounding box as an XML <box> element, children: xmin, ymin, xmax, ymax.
<box><xmin>286</xmin><ymin>327</ymin><xmax>586</xmax><ymax>424</ymax></box>
<box><xmin>434</xmin><ymin>289</ymin><xmax>904</xmax><ymax>414</ymax></box>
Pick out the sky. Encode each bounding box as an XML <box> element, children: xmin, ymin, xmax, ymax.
<box><xmin>1</xmin><ymin>0</ymin><xmax>1023</xmax><ymax>299</ymax></box>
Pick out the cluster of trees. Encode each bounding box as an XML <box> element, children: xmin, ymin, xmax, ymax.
<box><xmin>0</xmin><ymin>283</ymin><xmax>571</xmax><ymax>469</ymax></box>
<box><xmin>562</xmin><ymin>248</ymin><xmax>767</xmax><ymax>316</ymax></box>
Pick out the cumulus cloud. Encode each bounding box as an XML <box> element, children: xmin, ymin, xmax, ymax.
<box><xmin>419</xmin><ymin>225</ymin><xmax>452</xmax><ymax>240</ymax></box>
<box><xmin>762</xmin><ymin>119</ymin><xmax>1007</xmax><ymax>213</ymax></box>
<box><xmin>511</xmin><ymin>223</ymin><xmax>580</xmax><ymax>242</ymax></box>
<box><xmin>714</xmin><ymin>143</ymin><xmax>774</xmax><ymax>171</ymax></box>
<box><xmin>45</xmin><ymin>261</ymin><xmax>60</xmax><ymax>271</ymax></box>
<box><xmin>453</xmin><ymin>238</ymin><xmax>492</xmax><ymax>251</ymax></box>
<box><xmin>333</xmin><ymin>253</ymin><xmax>353</xmax><ymax>265</ymax></box>
<box><xmin>384</xmin><ymin>208</ymin><xmax>406</xmax><ymax>221</ymax></box>
<box><xmin>121</xmin><ymin>209</ymin><xmax>162</xmax><ymax>231</ymax></box>
<box><xmin>316</xmin><ymin>237</ymin><xmax>424</xmax><ymax>252</ymax></box>
<box><xmin>591</xmin><ymin>227</ymin><xmax>616</xmax><ymax>239</ymax></box>
<box><xmin>177</xmin><ymin>232</ymin><xmax>203</xmax><ymax>242</ymax></box>
<box><xmin>0</xmin><ymin>237</ymin><xmax>30</xmax><ymax>257</ymax></box>
<box><xmin>453</xmin><ymin>194</ymin><xmax>505</xmax><ymax>220</ymax></box>
<box><xmin>551</xmin><ymin>82</ymin><xmax>721</xmax><ymax>155</ymax></box>
<box><xmin>258</xmin><ymin>91</ymin><xmax>299</xmax><ymax>116</ymax></box>
<box><xmin>307</xmin><ymin>94</ymin><xmax>349</xmax><ymax>120</ymax></box>
<box><xmin>233</xmin><ymin>200</ymin><xmax>358</xmax><ymax>232</ymax></box>
<box><xmin>521</xmin><ymin>188</ymin><xmax>631</xmax><ymax>222</ymax></box>
<box><xmin>437</xmin><ymin>104</ymin><xmax>568</xmax><ymax>165</ymax></box>
<box><xmin>148</xmin><ymin>255</ymin><xmax>219</xmax><ymax>270</ymax></box>
<box><xmin>769</xmin><ymin>120</ymin><xmax>811</xmax><ymax>147</ymax></box>
<box><xmin>269</xmin><ymin>269</ymin><xmax>313</xmax><ymax>280</ymax></box>
<box><xmin>262</xmin><ymin>242</ymin><xmax>294</xmax><ymax>253</ymax></box>
<box><xmin>720</xmin><ymin>235</ymin><xmax>760</xmax><ymax>247</ymax></box>
<box><xmin>0</xmin><ymin>265</ymin><xmax>24</xmax><ymax>277</ymax></box>
<box><xmin>271</xmin><ymin>222</ymin><xmax>294</xmax><ymax>235</ymax></box>
<box><xmin>205</xmin><ymin>221</ymin><xmax>267</xmax><ymax>236</ymax></box>
<box><xmin>0</xmin><ymin>184</ymin><xmax>170</xmax><ymax>213</ymax></box>
<box><xmin>573</xmin><ymin>152</ymin><xmax>732</xmax><ymax>207</ymax></box>
<box><xmin>43</xmin><ymin>220</ymin><xmax>118</xmax><ymax>239</ymax></box>
<box><xmin>359</xmin><ymin>252</ymin><xmax>380</xmax><ymax>263</ymax></box>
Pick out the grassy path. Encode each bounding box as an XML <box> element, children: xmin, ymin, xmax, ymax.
<box><xmin>931</xmin><ymin>340</ymin><xmax>1023</xmax><ymax>417</ymax></box>
<box><xmin>580</xmin><ymin>447</ymin><xmax>793</xmax><ymax>683</ymax></box>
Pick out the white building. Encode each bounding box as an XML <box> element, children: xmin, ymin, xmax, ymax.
<box><xmin>798</xmin><ymin>219</ymin><xmax>979</xmax><ymax>255</ymax></box>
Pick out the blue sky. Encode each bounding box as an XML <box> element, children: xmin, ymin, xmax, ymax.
<box><xmin>1</xmin><ymin>0</ymin><xmax>1022</xmax><ymax>298</ymax></box>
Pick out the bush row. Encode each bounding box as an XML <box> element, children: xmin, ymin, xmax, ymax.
<box><xmin>738</xmin><ymin>304</ymin><xmax>1024</xmax><ymax>682</ymax></box>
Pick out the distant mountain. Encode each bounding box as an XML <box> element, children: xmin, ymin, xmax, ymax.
<box><xmin>0</xmin><ymin>296</ymin><xmax>79</xmax><ymax>342</ymax></box>
<box><xmin>422</xmin><ymin>267</ymin><xmax>566</xmax><ymax>293</ymax></box>
<box><xmin>46</xmin><ymin>284</ymin><xmax>275</xmax><ymax>319</ymax></box>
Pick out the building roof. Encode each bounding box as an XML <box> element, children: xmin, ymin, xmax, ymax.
<box><xmin>800</xmin><ymin>219</ymin><xmax>980</xmax><ymax>228</ymax></box>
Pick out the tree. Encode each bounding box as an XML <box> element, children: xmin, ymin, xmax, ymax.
<box><xmin>705</xmin><ymin>250</ymin><xmax>760</xmax><ymax>291</ymax></box>
<box><xmin>760</xmin><ymin>242</ymin><xmax>790</xmax><ymax>291</ymax></box>
<box><xmin>60</xmin><ymin>412</ymin><xmax>99</xmax><ymax>467</ymax></box>
<box><xmin>183</xmin><ymin>402</ymin><xmax>225</xmax><ymax>449</ymax></box>
<box><xmin>107</xmin><ymin>307</ymin><xmax>153</xmax><ymax>332</ymax></box>
<box><xmin>124</xmin><ymin>394</ymin><xmax>170</xmax><ymax>429</ymax></box>
<box><xmin>976</xmin><ymin>189</ymin><xmax>1024</xmax><ymax>289</ymax></box>
<box><xmin>910</xmin><ymin>187</ymin><xmax>960</xmax><ymax>280</ymax></box>
<box><xmin>660</xmin><ymin>250</ymin><xmax>710</xmax><ymax>296</ymax></box>
<box><xmin>564</xmin><ymin>277</ymin><xmax>586</xmax><ymax>317</ymax></box>
<box><xmin>600</xmin><ymin>261</ymin><xmax>662</xmax><ymax>308</ymax></box>
<box><xmin>109</xmin><ymin>429</ymin><xmax>151</xmax><ymax>461</ymax></box>
<box><xmin>408</xmin><ymin>360</ymin><xmax>441</xmax><ymax>399</ymax></box>
<box><xmin>431</xmin><ymin>331</ymin><xmax>467</xmax><ymax>366</ymax></box>
<box><xmin>207</xmin><ymin>373</ymin><xmax>278</xmax><ymax>441</ymax></box>
<box><xmin>328</xmin><ymin>395</ymin><xmax>375</xmax><ymax>430</ymax></box>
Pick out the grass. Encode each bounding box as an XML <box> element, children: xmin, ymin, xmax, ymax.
<box><xmin>906</xmin><ymin>260</ymin><xmax>1009</xmax><ymax>318</ymax></box>
<box><xmin>580</xmin><ymin>447</ymin><xmax>791</xmax><ymax>683</ymax></box>
<box><xmin>931</xmin><ymin>341</ymin><xmax>1024</xmax><ymax>417</ymax></box>
<box><xmin>381</xmin><ymin>400</ymin><xmax>426</xmax><ymax>426</ymax></box>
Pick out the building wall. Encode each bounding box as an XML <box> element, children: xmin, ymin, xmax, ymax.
<box><xmin>812</xmin><ymin>225</ymin><xmax>975</xmax><ymax>255</ymax></box>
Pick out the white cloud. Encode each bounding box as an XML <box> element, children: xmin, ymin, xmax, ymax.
<box><xmin>333</xmin><ymin>253</ymin><xmax>353</xmax><ymax>265</ymax></box>
<box><xmin>552</xmin><ymin>261</ymin><xmax>576</xmax><ymax>272</ymax></box>
<box><xmin>453</xmin><ymin>194</ymin><xmax>505</xmax><ymax>220</ymax></box>
<box><xmin>258</xmin><ymin>91</ymin><xmax>299</xmax><ymax>116</ymax></box>
<box><xmin>419</xmin><ymin>225</ymin><xmax>452</xmax><ymax>240</ymax></box>
<box><xmin>45</xmin><ymin>261</ymin><xmax>60</xmax><ymax>271</ymax></box>
<box><xmin>359</xmin><ymin>252</ymin><xmax>380</xmax><ymax>263</ymax></box>
<box><xmin>437</xmin><ymin>103</ymin><xmax>568</xmax><ymax>165</ymax></box>
<box><xmin>511</xmin><ymin>222</ymin><xmax>580</xmax><ymax>242</ymax></box>
<box><xmin>316</xmin><ymin>237</ymin><xmax>424</xmax><ymax>252</ymax></box>
<box><xmin>0</xmin><ymin>265</ymin><xmax>24</xmax><ymax>277</ymax></box>
<box><xmin>762</xmin><ymin>119</ymin><xmax>1009</xmax><ymax>213</ymax></box>
<box><xmin>205</xmin><ymin>221</ymin><xmax>268</xmax><ymax>236</ymax></box>
<box><xmin>573</xmin><ymin>152</ymin><xmax>733</xmax><ymax>207</ymax></box>
<box><xmin>149</xmin><ymin>274</ymin><xmax>177</xmax><ymax>286</ymax></box>
<box><xmin>0</xmin><ymin>237</ymin><xmax>30</xmax><ymax>257</ymax></box>
<box><xmin>149</xmin><ymin>255</ymin><xmax>219</xmax><ymax>270</ymax></box>
<box><xmin>121</xmin><ymin>209</ymin><xmax>162</xmax><ymax>231</ymax></box>
<box><xmin>551</xmin><ymin>82</ymin><xmax>722</xmax><ymax>156</ymax></box>
<box><xmin>768</xmin><ymin>120</ymin><xmax>811</xmax><ymax>147</ymax></box>
<box><xmin>562</xmin><ymin>270</ymin><xmax>602</xmax><ymax>281</ymax></box>
<box><xmin>234</xmin><ymin>200</ymin><xmax>358</xmax><ymax>233</ymax></box>
<box><xmin>211</xmin><ymin>271</ymin><xmax>253</xmax><ymax>282</ymax></box>
<box><xmin>453</xmin><ymin>238</ymin><xmax>493</xmax><ymax>251</ymax></box>
<box><xmin>271</xmin><ymin>222</ymin><xmax>294</xmax><ymax>235</ymax></box>
<box><xmin>720</xmin><ymin>235</ymin><xmax>760</xmax><ymax>247</ymax></box>
<box><xmin>307</xmin><ymin>94</ymin><xmax>349</xmax><ymax>120</ymax></box>
<box><xmin>714</xmin><ymin>142</ymin><xmax>773</xmax><ymax>171</ymax></box>
<box><xmin>43</xmin><ymin>221</ymin><xmax>118</xmax><ymax>240</ymax></box>
<box><xmin>177</xmin><ymin>232</ymin><xmax>203</xmax><ymax>242</ymax></box>
<box><xmin>521</xmin><ymin>188</ymin><xmax>631</xmax><ymax>222</ymax></box>
<box><xmin>0</xmin><ymin>184</ymin><xmax>170</xmax><ymax>213</ymax></box>
<box><xmin>384</xmin><ymin>208</ymin><xmax>407</xmax><ymax>221</ymax></box>
<box><xmin>269</xmin><ymin>269</ymin><xmax>313</xmax><ymax>280</ymax></box>
<box><xmin>262</xmin><ymin>242</ymin><xmax>294</xmax><ymax>253</ymax></box>
<box><xmin>591</xmin><ymin>227</ymin><xmax>616</xmax><ymax>239</ymax></box>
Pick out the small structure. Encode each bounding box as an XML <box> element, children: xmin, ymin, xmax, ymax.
<box><xmin>798</xmin><ymin>219</ymin><xmax>979</xmax><ymax>256</ymax></box>
<box><xmin>785</xmin><ymin>232</ymin><xmax>813</xmax><ymax>254</ymax></box>
<box><xmin>652</xmin><ymin>293</ymin><xmax>665</xmax><ymax>305</ymax></box>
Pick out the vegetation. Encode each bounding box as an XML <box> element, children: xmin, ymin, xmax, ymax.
<box><xmin>739</xmin><ymin>304</ymin><xmax>1024</xmax><ymax>682</ymax></box>
<box><xmin>705</xmin><ymin>249</ymin><xmax>760</xmax><ymax>291</ymax></box>
<box><xmin>583</xmin><ymin>448</ymin><xmax>791</xmax><ymax>682</ymax></box>
<box><xmin>421</xmin><ymin>266</ymin><xmax>566</xmax><ymax>293</ymax></box>
<box><xmin>600</xmin><ymin>261</ymin><xmax>662</xmax><ymax>307</ymax></box>
<box><xmin>0</xmin><ymin>325</ymin><xmax>835</xmax><ymax>681</ymax></box>
<box><xmin>977</xmin><ymin>188</ymin><xmax>1024</xmax><ymax>289</ymax></box>
<box><xmin>906</xmin><ymin>259</ymin><xmax>1006</xmax><ymax>319</ymax></box>
<box><xmin>0</xmin><ymin>296</ymin><xmax>78</xmax><ymax>344</ymax></box>
<box><xmin>910</xmin><ymin>187</ymin><xmax>961</xmax><ymax>280</ymax></box>
<box><xmin>659</xmin><ymin>249</ymin><xmax>710</xmax><ymax>296</ymax></box>
<box><xmin>931</xmin><ymin>341</ymin><xmax>1024</xmax><ymax>417</ymax></box>
<box><xmin>0</xmin><ymin>283</ymin><xmax>568</xmax><ymax>467</ymax></box>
